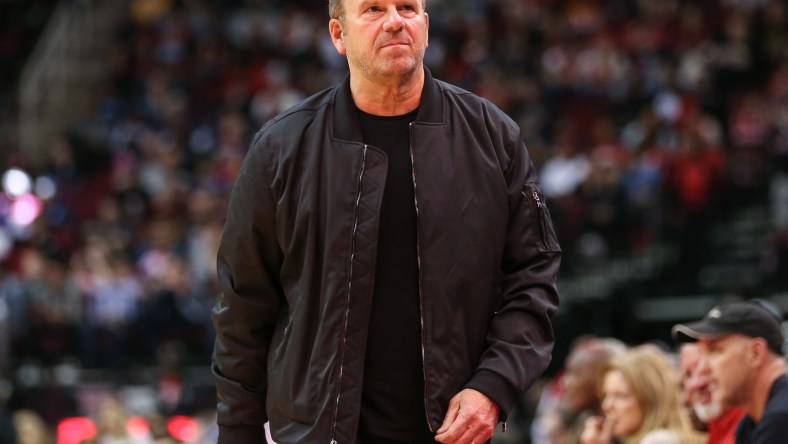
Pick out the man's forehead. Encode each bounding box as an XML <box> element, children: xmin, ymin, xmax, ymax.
<box><xmin>697</xmin><ymin>333</ymin><xmax>748</xmax><ymax>349</ymax></box>
<box><xmin>567</xmin><ymin>346</ymin><xmax>605</xmax><ymax>368</ymax></box>
<box><xmin>354</xmin><ymin>0</ymin><xmax>422</xmax><ymax>7</ymax></box>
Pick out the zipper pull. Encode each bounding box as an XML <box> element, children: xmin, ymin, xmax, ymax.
<box><xmin>532</xmin><ymin>191</ymin><xmax>543</xmax><ymax>208</ymax></box>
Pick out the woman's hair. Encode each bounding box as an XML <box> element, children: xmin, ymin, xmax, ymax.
<box><xmin>603</xmin><ymin>345</ymin><xmax>701</xmax><ymax>444</ymax></box>
<box><xmin>13</xmin><ymin>409</ymin><xmax>54</xmax><ymax>444</ymax></box>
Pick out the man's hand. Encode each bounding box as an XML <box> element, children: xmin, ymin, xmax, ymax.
<box><xmin>434</xmin><ymin>388</ymin><xmax>499</xmax><ymax>444</ymax></box>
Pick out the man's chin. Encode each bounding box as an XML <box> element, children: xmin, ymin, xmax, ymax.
<box><xmin>693</xmin><ymin>401</ymin><xmax>723</xmax><ymax>423</ymax></box>
<box><xmin>367</xmin><ymin>62</ymin><xmax>421</xmax><ymax>83</ymax></box>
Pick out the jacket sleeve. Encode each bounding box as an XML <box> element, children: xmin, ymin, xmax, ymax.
<box><xmin>465</xmin><ymin>125</ymin><xmax>561</xmax><ymax>420</ymax></box>
<box><xmin>752</xmin><ymin>411</ymin><xmax>788</xmax><ymax>444</ymax></box>
<box><xmin>211</xmin><ymin>130</ymin><xmax>284</xmax><ymax>442</ymax></box>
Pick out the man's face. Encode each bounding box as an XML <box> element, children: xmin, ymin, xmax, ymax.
<box><xmin>562</xmin><ymin>351</ymin><xmax>599</xmax><ymax>414</ymax></box>
<box><xmin>329</xmin><ymin>0</ymin><xmax>429</xmax><ymax>83</ymax></box>
<box><xmin>697</xmin><ymin>334</ymin><xmax>753</xmax><ymax>409</ymax></box>
<box><xmin>680</xmin><ymin>344</ymin><xmax>723</xmax><ymax>422</ymax></box>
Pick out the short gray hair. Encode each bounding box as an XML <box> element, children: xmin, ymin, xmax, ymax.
<box><xmin>328</xmin><ymin>0</ymin><xmax>344</xmax><ymax>20</ymax></box>
<box><xmin>328</xmin><ymin>0</ymin><xmax>426</xmax><ymax>20</ymax></box>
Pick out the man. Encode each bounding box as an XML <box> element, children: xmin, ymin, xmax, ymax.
<box><xmin>211</xmin><ymin>0</ymin><xmax>561</xmax><ymax>443</ymax></box>
<box><xmin>532</xmin><ymin>337</ymin><xmax>625</xmax><ymax>444</ymax></box>
<box><xmin>672</xmin><ymin>300</ymin><xmax>788</xmax><ymax>444</ymax></box>
<box><xmin>677</xmin><ymin>343</ymin><xmax>744</xmax><ymax>444</ymax></box>
<box><xmin>560</xmin><ymin>337</ymin><xmax>626</xmax><ymax>418</ymax></box>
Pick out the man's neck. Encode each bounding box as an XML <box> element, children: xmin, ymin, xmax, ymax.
<box><xmin>350</xmin><ymin>68</ymin><xmax>424</xmax><ymax>116</ymax></box>
<box><xmin>744</xmin><ymin>359</ymin><xmax>785</xmax><ymax>422</ymax></box>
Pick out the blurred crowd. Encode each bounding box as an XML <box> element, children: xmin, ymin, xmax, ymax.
<box><xmin>1</xmin><ymin>0</ymin><xmax>788</xmax><ymax>442</ymax></box>
<box><xmin>528</xmin><ymin>340</ymin><xmax>702</xmax><ymax>444</ymax></box>
<box><xmin>527</xmin><ymin>299</ymin><xmax>787</xmax><ymax>444</ymax></box>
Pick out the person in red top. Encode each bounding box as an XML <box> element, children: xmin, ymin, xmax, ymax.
<box><xmin>678</xmin><ymin>343</ymin><xmax>745</xmax><ymax>444</ymax></box>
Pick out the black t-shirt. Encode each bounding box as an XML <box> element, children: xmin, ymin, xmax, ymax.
<box><xmin>356</xmin><ymin>107</ymin><xmax>434</xmax><ymax>443</ymax></box>
<box><xmin>736</xmin><ymin>374</ymin><xmax>788</xmax><ymax>443</ymax></box>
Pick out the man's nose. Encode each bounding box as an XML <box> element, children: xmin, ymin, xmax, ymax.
<box><xmin>695</xmin><ymin>354</ymin><xmax>712</xmax><ymax>374</ymax></box>
<box><xmin>382</xmin><ymin>6</ymin><xmax>405</xmax><ymax>31</ymax></box>
<box><xmin>686</xmin><ymin>356</ymin><xmax>712</xmax><ymax>393</ymax></box>
<box><xmin>685</xmin><ymin>371</ymin><xmax>709</xmax><ymax>394</ymax></box>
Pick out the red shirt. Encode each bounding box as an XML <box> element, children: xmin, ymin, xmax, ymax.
<box><xmin>707</xmin><ymin>407</ymin><xmax>745</xmax><ymax>444</ymax></box>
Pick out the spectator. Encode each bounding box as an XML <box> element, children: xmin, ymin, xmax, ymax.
<box><xmin>91</xmin><ymin>395</ymin><xmax>145</xmax><ymax>444</ymax></box>
<box><xmin>0</xmin><ymin>268</ymin><xmax>27</xmax><ymax>372</ymax></box>
<box><xmin>678</xmin><ymin>344</ymin><xmax>712</xmax><ymax>432</ymax></box>
<box><xmin>23</xmin><ymin>249</ymin><xmax>82</xmax><ymax>365</ymax></box>
<box><xmin>581</xmin><ymin>346</ymin><xmax>703</xmax><ymax>444</ymax></box>
<box><xmin>134</xmin><ymin>254</ymin><xmax>211</xmax><ymax>364</ymax></box>
<box><xmin>12</xmin><ymin>409</ymin><xmax>53</xmax><ymax>444</ymax></box>
<box><xmin>538</xmin><ymin>337</ymin><xmax>627</xmax><ymax>444</ymax></box>
<box><xmin>146</xmin><ymin>412</ymin><xmax>180</xmax><ymax>444</ymax></box>
<box><xmin>673</xmin><ymin>300</ymin><xmax>788</xmax><ymax>443</ymax></box>
<box><xmin>678</xmin><ymin>343</ymin><xmax>744</xmax><ymax>444</ymax></box>
<box><xmin>79</xmin><ymin>244</ymin><xmax>143</xmax><ymax>369</ymax></box>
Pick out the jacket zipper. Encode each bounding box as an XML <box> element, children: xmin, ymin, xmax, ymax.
<box><xmin>330</xmin><ymin>145</ymin><xmax>368</xmax><ymax>444</ymax></box>
<box><xmin>533</xmin><ymin>189</ymin><xmax>548</xmax><ymax>250</ymax></box>
<box><xmin>525</xmin><ymin>185</ymin><xmax>549</xmax><ymax>251</ymax></box>
<box><xmin>409</xmin><ymin>123</ymin><xmax>433</xmax><ymax>432</ymax></box>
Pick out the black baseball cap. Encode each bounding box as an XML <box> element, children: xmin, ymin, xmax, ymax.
<box><xmin>672</xmin><ymin>300</ymin><xmax>785</xmax><ymax>355</ymax></box>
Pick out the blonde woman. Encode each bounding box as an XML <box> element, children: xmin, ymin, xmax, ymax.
<box><xmin>13</xmin><ymin>410</ymin><xmax>54</xmax><ymax>444</ymax></box>
<box><xmin>581</xmin><ymin>346</ymin><xmax>704</xmax><ymax>444</ymax></box>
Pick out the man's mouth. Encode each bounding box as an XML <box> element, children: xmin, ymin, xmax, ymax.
<box><xmin>693</xmin><ymin>391</ymin><xmax>713</xmax><ymax>404</ymax></box>
<box><xmin>381</xmin><ymin>41</ymin><xmax>409</xmax><ymax>48</ymax></box>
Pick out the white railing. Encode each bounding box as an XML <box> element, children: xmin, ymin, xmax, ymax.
<box><xmin>18</xmin><ymin>0</ymin><xmax>121</xmax><ymax>167</ymax></box>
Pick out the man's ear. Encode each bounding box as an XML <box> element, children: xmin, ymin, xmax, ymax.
<box><xmin>425</xmin><ymin>12</ymin><xmax>429</xmax><ymax>48</ymax></box>
<box><xmin>749</xmin><ymin>337</ymin><xmax>769</xmax><ymax>368</ymax></box>
<box><xmin>329</xmin><ymin>19</ymin><xmax>346</xmax><ymax>55</ymax></box>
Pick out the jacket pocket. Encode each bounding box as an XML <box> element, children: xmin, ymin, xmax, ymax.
<box><xmin>523</xmin><ymin>183</ymin><xmax>561</xmax><ymax>253</ymax></box>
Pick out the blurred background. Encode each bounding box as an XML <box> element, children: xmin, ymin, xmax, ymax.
<box><xmin>0</xmin><ymin>0</ymin><xmax>786</xmax><ymax>442</ymax></box>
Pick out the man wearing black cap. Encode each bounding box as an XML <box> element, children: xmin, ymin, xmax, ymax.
<box><xmin>672</xmin><ymin>300</ymin><xmax>788</xmax><ymax>444</ymax></box>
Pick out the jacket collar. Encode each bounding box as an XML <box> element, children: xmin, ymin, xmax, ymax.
<box><xmin>332</xmin><ymin>67</ymin><xmax>444</xmax><ymax>143</ymax></box>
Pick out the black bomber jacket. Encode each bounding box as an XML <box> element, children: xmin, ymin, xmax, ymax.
<box><xmin>212</xmin><ymin>69</ymin><xmax>561</xmax><ymax>444</ymax></box>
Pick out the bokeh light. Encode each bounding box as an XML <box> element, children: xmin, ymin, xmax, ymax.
<box><xmin>1</xmin><ymin>168</ymin><xmax>32</xmax><ymax>198</ymax></box>
<box><xmin>167</xmin><ymin>415</ymin><xmax>199</xmax><ymax>442</ymax></box>
<box><xmin>57</xmin><ymin>417</ymin><xmax>97</xmax><ymax>444</ymax></box>
<box><xmin>34</xmin><ymin>175</ymin><xmax>57</xmax><ymax>200</ymax></box>
<box><xmin>10</xmin><ymin>193</ymin><xmax>42</xmax><ymax>226</ymax></box>
<box><xmin>126</xmin><ymin>416</ymin><xmax>150</xmax><ymax>439</ymax></box>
